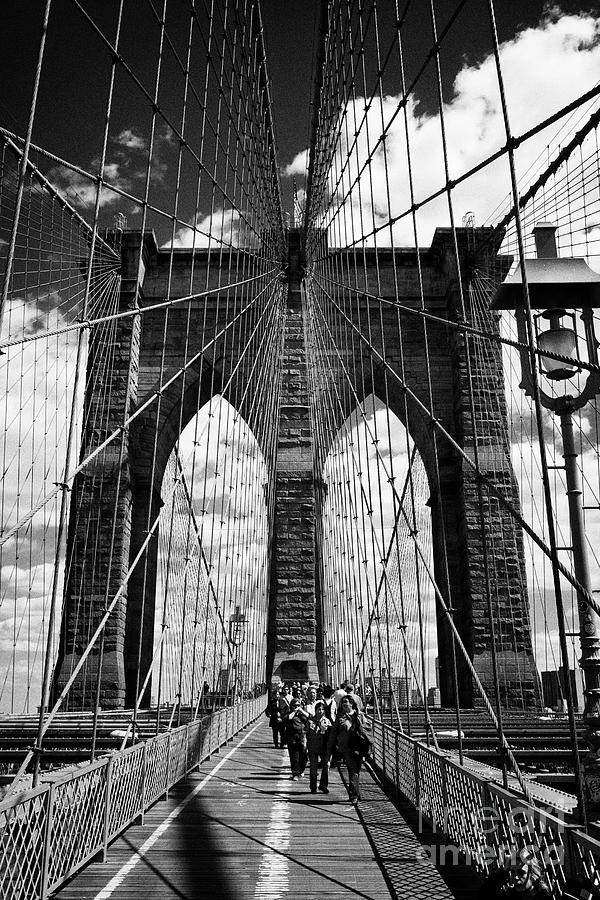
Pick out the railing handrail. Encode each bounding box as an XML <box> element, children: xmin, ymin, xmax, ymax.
<box><xmin>369</xmin><ymin>717</ymin><xmax>600</xmax><ymax>898</ymax></box>
<box><xmin>0</xmin><ymin>694</ymin><xmax>267</xmax><ymax>900</ymax></box>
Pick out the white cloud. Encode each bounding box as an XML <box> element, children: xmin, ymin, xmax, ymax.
<box><xmin>47</xmin><ymin>156</ymin><xmax>138</xmax><ymax>209</ymax></box>
<box><xmin>115</xmin><ymin>128</ymin><xmax>147</xmax><ymax>150</ymax></box>
<box><xmin>166</xmin><ymin>206</ymin><xmax>259</xmax><ymax>249</ymax></box>
<box><xmin>283</xmin><ymin>149</ymin><xmax>309</xmax><ymax>178</ymax></box>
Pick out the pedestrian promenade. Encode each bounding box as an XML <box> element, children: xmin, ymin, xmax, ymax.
<box><xmin>55</xmin><ymin>719</ymin><xmax>482</xmax><ymax>899</ymax></box>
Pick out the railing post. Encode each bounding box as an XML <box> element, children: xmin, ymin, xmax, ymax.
<box><xmin>562</xmin><ymin>824</ymin><xmax>579</xmax><ymax>883</ymax></box>
<box><xmin>413</xmin><ymin>742</ymin><xmax>420</xmax><ymax>810</ymax></box>
<box><xmin>188</xmin><ymin>722</ymin><xmax>194</xmax><ymax>770</ymax></box>
<box><xmin>395</xmin><ymin>731</ymin><xmax>401</xmax><ymax>801</ymax></box>
<box><xmin>207</xmin><ymin>714</ymin><xmax>213</xmax><ymax>758</ymax></box>
<box><xmin>165</xmin><ymin>731</ymin><xmax>172</xmax><ymax>798</ymax></box>
<box><xmin>185</xmin><ymin>722</ymin><xmax>192</xmax><ymax>773</ymax></box>
<box><xmin>102</xmin><ymin>756</ymin><xmax>114</xmax><ymax>863</ymax></box>
<box><xmin>40</xmin><ymin>783</ymin><xmax>55</xmax><ymax>900</ymax></box>
<box><xmin>138</xmin><ymin>743</ymin><xmax>147</xmax><ymax>825</ymax></box>
<box><xmin>439</xmin><ymin>753</ymin><xmax>448</xmax><ymax>837</ymax></box>
<box><xmin>199</xmin><ymin>717</ymin><xmax>206</xmax><ymax>769</ymax></box>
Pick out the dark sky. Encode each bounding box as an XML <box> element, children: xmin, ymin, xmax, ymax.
<box><xmin>260</xmin><ymin>1</ymin><xmax>321</xmax><ymax>172</ymax></box>
<box><xmin>0</xmin><ymin>0</ymin><xmax>596</xmax><ymax>228</ymax></box>
<box><xmin>260</xmin><ymin>0</ymin><xmax>596</xmax><ymax>169</ymax></box>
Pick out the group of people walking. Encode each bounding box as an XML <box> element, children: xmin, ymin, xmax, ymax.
<box><xmin>264</xmin><ymin>680</ymin><xmax>371</xmax><ymax>802</ymax></box>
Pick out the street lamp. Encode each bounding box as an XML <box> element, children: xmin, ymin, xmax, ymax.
<box><xmin>492</xmin><ymin>222</ymin><xmax>600</xmax><ymax>816</ymax></box>
<box><xmin>229</xmin><ymin>605</ymin><xmax>247</xmax><ymax>646</ymax></box>
<box><xmin>226</xmin><ymin>606</ymin><xmax>247</xmax><ymax>702</ymax></box>
<box><xmin>325</xmin><ymin>641</ymin><xmax>337</xmax><ymax>673</ymax></box>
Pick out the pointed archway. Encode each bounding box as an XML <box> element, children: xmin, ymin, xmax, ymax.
<box><xmin>319</xmin><ymin>394</ymin><xmax>438</xmax><ymax>704</ymax></box>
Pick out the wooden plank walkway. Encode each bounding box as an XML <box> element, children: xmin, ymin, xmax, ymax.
<box><xmin>55</xmin><ymin>719</ymin><xmax>482</xmax><ymax>899</ymax></box>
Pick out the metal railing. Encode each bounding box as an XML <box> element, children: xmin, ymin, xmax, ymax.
<box><xmin>370</xmin><ymin>719</ymin><xmax>600</xmax><ymax>899</ymax></box>
<box><xmin>0</xmin><ymin>695</ymin><xmax>265</xmax><ymax>900</ymax></box>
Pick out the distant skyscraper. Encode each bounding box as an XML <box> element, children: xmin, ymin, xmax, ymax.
<box><xmin>397</xmin><ymin>678</ymin><xmax>410</xmax><ymax>707</ymax></box>
<box><xmin>427</xmin><ymin>686</ymin><xmax>441</xmax><ymax>708</ymax></box>
<box><xmin>541</xmin><ymin>669</ymin><xmax>581</xmax><ymax>712</ymax></box>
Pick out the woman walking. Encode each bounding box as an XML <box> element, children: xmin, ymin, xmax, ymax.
<box><xmin>283</xmin><ymin>697</ymin><xmax>308</xmax><ymax>780</ymax></box>
<box><xmin>306</xmin><ymin>700</ymin><xmax>331</xmax><ymax>793</ymax></box>
<box><xmin>264</xmin><ymin>688</ymin><xmax>283</xmax><ymax>747</ymax></box>
<box><xmin>326</xmin><ymin>695</ymin><xmax>371</xmax><ymax>802</ymax></box>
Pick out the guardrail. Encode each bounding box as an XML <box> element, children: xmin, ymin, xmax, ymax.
<box><xmin>0</xmin><ymin>694</ymin><xmax>266</xmax><ymax>899</ymax></box>
<box><xmin>370</xmin><ymin>718</ymin><xmax>600</xmax><ymax>899</ymax></box>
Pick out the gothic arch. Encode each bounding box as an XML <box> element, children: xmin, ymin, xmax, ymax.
<box><xmin>317</xmin><ymin>394</ymin><xmax>439</xmax><ymax>693</ymax></box>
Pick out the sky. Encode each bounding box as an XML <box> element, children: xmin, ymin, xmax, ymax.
<box><xmin>0</xmin><ymin>1</ymin><xmax>597</xmax><ymax>231</ymax></box>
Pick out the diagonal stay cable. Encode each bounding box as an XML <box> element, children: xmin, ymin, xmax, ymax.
<box><xmin>5</xmin><ymin>450</ymin><xmax>191</xmax><ymax>792</ymax></box>
<box><xmin>0</xmin><ymin>133</ymin><xmax>120</xmax><ymax>262</ymax></box>
<box><xmin>8</xmin><ymin>281</ymin><xmax>282</xmax><ymax>781</ymax></box>
<box><xmin>0</xmin><ymin>274</ymin><xmax>279</xmax><ymax>547</ymax></box>
<box><xmin>312</xmin><ymin>268</ymin><xmax>600</xmax><ymax>377</ymax></box>
<box><xmin>309</xmin><ymin>82</ymin><xmax>600</xmax><ymax>257</ymax></box>
<box><xmin>308</xmin><ymin>275</ymin><xmax>441</xmax><ymax>743</ymax></box>
<box><xmin>394</xmin><ymin>490</ymin><xmax>533</xmax><ymax>801</ymax></box>
<box><xmin>306</xmin><ymin>280</ymin><xmax>428</xmax><ymax>706</ymax></box>
<box><xmin>315</xmin><ymin>276</ymin><xmax>600</xmax><ymax>623</ymax></box>
<box><xmin>0</xmin><ymin>126</ymin><xmax>275</xmax><ymax>261</ymax></box>
<box><xmin>0</xmin><ymin>268</ymin><xmax>278</xmax><ymax>351</ymax></box>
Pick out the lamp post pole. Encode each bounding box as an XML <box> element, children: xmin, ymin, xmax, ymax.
<box><xmin>559</xmin><ymin>404</ymin><xmax>600</xmax><ymax>799</ymax></box>
<box><xmin>325</xmin><ymin>641</ymin><xmax>336</xmax><ymax>680</ymax></box>
<box><xmin>533</xmin><ymin>227</ymin><xmax>600</xmax><ymax>811</ymax></box>
<box><xmin>227</xmin><ymin>606</ymin><xmax>247</xmax><ymax>703</ymax></box>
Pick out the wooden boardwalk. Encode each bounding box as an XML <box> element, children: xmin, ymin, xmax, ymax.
<box><xmin>55</xmin><ymin>719</ymin><xmax>482</xmax><ymax>899</ymax></box>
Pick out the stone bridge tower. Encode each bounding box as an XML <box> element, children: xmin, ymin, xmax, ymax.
<box><xmin>53</xmin><ymin>226</ymin><xmax>541</xmax><ymax>710</ymax></box>
<box><xmin>267</xmin><ymin>228</ymin><xmax>319</xmax><ymax>683</ymax></box>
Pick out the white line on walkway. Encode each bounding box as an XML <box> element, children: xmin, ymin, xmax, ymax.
<box><xmin>253</xmin><ymin>755</ymin><xmax>290</xmax><ymax>898</ymax></box>
<box><xmin>93</xmin><ymin>723</ymin><xmax>262</xmax><ymax>900</ymax></box>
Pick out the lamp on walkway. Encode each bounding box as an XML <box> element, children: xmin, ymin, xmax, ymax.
<box><xmin>229</xmin><ymin>605</ymin><xmax>248</xmax><ymax>646</ymax></box>
<box><xmin>226</xmin><ymin>606</ymin><xmax>248</xmax><ymax>702</ymax></box>
<box><xmin>325</xmin><ymin>641</ymin><xmax>337</xmax><ymax>673</ymax></box>
<box><xmin>492</xmin><ymin>222</ymin><xmax>600</xmax><ymax>818</ymax></box>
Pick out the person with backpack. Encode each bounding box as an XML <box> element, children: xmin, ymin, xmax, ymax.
<box><xmin>306</xmin><ymin>699</ymin><xmax>332</xmax><ymax>793</ymax></box>
<box><xmin>326</xmin><ymin>695</ymin><xmax>371</xmax><ymax>802</ymax></box>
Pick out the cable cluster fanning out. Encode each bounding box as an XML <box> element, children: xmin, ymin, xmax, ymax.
<box><xmin>302</xmin><ymin>0</ymin><xmax>600</xmax><ymax>805</ymax></box>
<box><xmin>0</xmin><ymin>0</ymin><xmax>286</xmax><ymax>788</ymax></box>
<box><xmin>0</xmin><ymin>0</ymin><xmax>599</xmax><ymax>827</ymax></box>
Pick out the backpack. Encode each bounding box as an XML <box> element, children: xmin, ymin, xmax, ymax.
<box><xmin>348</xmin><ymin>723</ymin><xmax>371</xmax><ymax>756</ymax></box>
